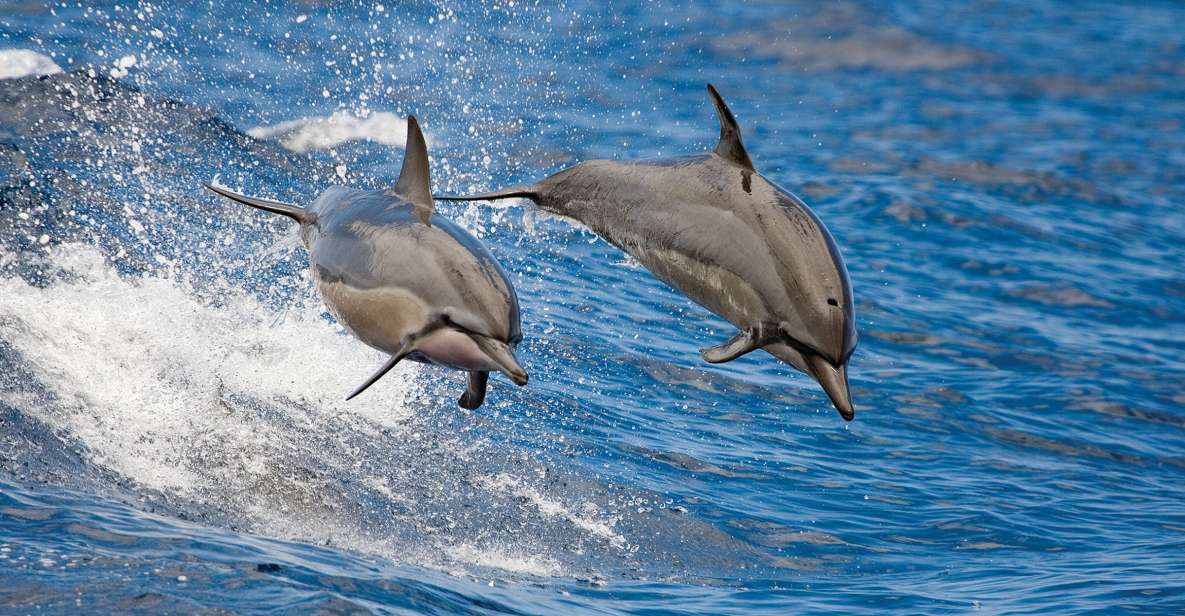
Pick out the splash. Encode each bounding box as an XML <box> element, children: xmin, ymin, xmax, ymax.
<box><xmin>479</xmin><ymin>472</ymin><xmax>626</xmax><ymax>549</ymax></box>
<box><xmin>0</xmin><ymin>245</ymin><xmax>659</xmax><ymax>580</ymax></box>
<box><xmin>0</xmin><ymin>243</ymin><xmax>414</xmax><ymax>502</ymax></box>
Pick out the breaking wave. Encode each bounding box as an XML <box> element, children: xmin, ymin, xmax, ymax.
<box><xmin>0</xmin><ymin>49</ymin><xmax>62</xmax><ymax>80</ymax></box>
<box><xmin>248</xmin><ymin>110</ymin><xmax>428</xmax><ymax>153</ymax></box>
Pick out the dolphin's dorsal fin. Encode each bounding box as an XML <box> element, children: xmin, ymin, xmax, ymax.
<box><xmin>388</xmin><ymin>115</ymin><xmax>434</xmax><ymax>225</ymax></box>
<box><xmin>707</xmin><ymin>84</ymin><xmax>754</xmax><ymax>171</ymax></box>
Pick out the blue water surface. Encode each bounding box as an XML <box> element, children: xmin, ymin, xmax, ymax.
<box><xmin>1</xmin><ymin>1</ymin><xmax>1184</xmax><ymax>614</ymax></box>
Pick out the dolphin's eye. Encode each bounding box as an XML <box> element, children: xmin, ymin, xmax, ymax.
<box><xmin>827</xmin><ymin>298</ymin><xmax>839</xmax><ymax>307</ymax></box>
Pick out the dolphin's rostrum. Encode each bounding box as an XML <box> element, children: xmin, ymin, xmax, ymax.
<box><xmin>207</xmin><ymin>117</ymin><xmax>527</xmax><ymax>409</ymax></box>
<box><xmin>437</xmin><ymin>85</ymin><xmax>857</xmax><ymax>420</ymax></box>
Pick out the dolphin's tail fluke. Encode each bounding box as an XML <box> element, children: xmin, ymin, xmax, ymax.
<box><xmin>433</xmin><ymin>186</ymin><xmax>538</xmax><ymax>203</ymax></box>
<box><xmin>205</xmin><ymin>182</ymin><xmax>313</xmax><ymax>225</ymax></box>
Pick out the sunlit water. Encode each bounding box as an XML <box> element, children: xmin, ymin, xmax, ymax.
<box><xmin>1</xmin><ymin>1</ymin><xmax>1184</xmax><ymax>614</ymax></box>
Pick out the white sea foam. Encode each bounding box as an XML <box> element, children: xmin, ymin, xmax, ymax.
<box><xmin>0</xmin><ymin>49</ymin><xmax>62</xmax><ymax>80</ymax></box>
<box><xmin>248</xmin><ymin>110</ymin><xmax>430</xmax><ymax>153</ymax></box>
<box><xmin>0</xmin><ymin>244</ymin><xmax>589</xmax><ymax>578</ymax></box>
<box><xmin>0</xmin><ymin>244</ymin><xmax>415</xmax><ymax>495</ymax></box>
<box><xmin>479</xmin><ymin>472</ymin><xmax>626</xmax><ymax>548</ymax></box>
<box><xmin>445</xmin><ymin>544</ymin><xmax>563</xmax><ymax>577</ymax></box>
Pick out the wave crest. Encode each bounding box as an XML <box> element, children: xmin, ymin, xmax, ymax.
<box><xmin>0</xmin><ymin>49</ymin><xmax>62</xmax><ymax>80</ymax></box>
<box><xmin>248</xmin><ymin>110</ymin><xmax>430</xmax><ymax>153</ymax></box>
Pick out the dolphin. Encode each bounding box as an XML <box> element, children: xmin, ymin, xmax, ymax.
<box><xmin>437</xmin><ymin>86</ymin><xmax>857</xmax><ymax>420</ymax></box>
<box><xmin>206</xmin><ymin>116</ymin><xmax>527</xmax><ymax>409</ymax></box>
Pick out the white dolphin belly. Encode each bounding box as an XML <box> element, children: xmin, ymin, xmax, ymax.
<box><xmin>317</xmin><ymin>278</ymin><xmax>429</xmax><ymax>355</ymax></box>
<box><xmin>318</xmin><ymin>278</ymin><xmax>508</xmax><ymax>372</ymax></box>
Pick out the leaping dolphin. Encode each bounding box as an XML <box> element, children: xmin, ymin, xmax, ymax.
<box><xmin>207</xmin><ymin>116</ymin><xmax>527</xmax><ymax>409</ymax></box>
<box><xmin>437</xmin><ymin>86</ymin><xmax>857</xmax><ymax>420</ymax></box>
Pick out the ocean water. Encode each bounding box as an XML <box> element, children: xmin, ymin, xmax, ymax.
<box><xmin>1</xmin><ymin>0</ymin><xmax>1184</xmax><ymax>613</ymax></box>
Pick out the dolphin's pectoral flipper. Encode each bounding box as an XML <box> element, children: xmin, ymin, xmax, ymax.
<box><xmin>346</xmin><ymin>344</ymin><xmax>412</xmax><ymax>401</ymax></box>
<box><xmin>432</xmin><ymin>186</ymin><xmax>539</xmax><ymax>203</ymax></box>
<box><xmin>700</xmin><ymin>328</ymin><xmax>763</xmax><ymax>363</ymax></box>
<box><xmin>458</xmin><ymin>371</ymin><xmax>489</xmax><ymax>410</ymax></box>
<box><xmin>706</xmin><ymin>84</ymin><xmax>754</xmax><ymax>171</ymax></box>
<box><xmin>469</xmin><ymin>335</ymin><xmax>528</xmax><ymax>386</ymax></box>
<box><xmin>205</xmin><ymin>182</ymin><xmax>313</xmax><ymax>225</ymax></box>
<box><xmin>388</xmin><ymin>115</ymin><xmax>435</xmax><ymax>225</ymax></box>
